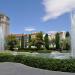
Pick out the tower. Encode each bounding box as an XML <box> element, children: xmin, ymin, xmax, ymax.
<box><xmin>0</xmin><ymin>13</ymin><xmax>9</xmax><ymax>51</ymax></box>
<box><xmin>71</xmin><ymin>10</ymin><xmax>75</xmax><ymax>57</ymax></box>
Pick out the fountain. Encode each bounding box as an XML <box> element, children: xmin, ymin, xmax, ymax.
<box><xmin>9</xmin><ymin>11</ymin><xmax>75</xmax><ymax>59</ymax></box>
<box><xmin>0</xmin><ymin>13</ymin><xmax>9</xmax><ymax>51</ymax></box>
<box><xmin>0</xmin><ymin>25</ymin><xmax>4</xmax><ymax>51</ymax></box>
<box><xmin>71</xmin><ymin>10</ymin><xmax>75</xmax><ymax>58</ymax></box>
<box><xmin>49</xmin><ymin>11</ymin><xmax>75</xmax><ymax>59</ymax></box>
<box><xmin>31</xmin><ymin>11</ymin><xmax>75</xmax><ymax>59</ymax></box>
<box><xmin>48</xmin><ymin>11</ymin><xmax>75</xmax><ymax>59</ymax></box>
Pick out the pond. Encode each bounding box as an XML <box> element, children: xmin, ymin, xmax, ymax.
<box><xmin>17</xmin><ymin>51</ymin><xmax>71</xmax><ymax>59</ymax></box>
<box><xmin>32</xmin><ymin>52</ymin><xmax>70</xmax><ymax>59</ymax></box>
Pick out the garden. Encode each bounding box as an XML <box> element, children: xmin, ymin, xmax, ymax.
<box><xmin>0</xmin><ymin>31</ymin><xmax>73</xmax><ymax>73</ymax></box>
<box><xmin>0</xmin><ymin>52</ymin><xmax>75</xmax><ymax>73</ymax></box>
<box><xmin>5</xmin><ymin>32</ymin><xmax>71</xmax><ymax>53</ymax></box>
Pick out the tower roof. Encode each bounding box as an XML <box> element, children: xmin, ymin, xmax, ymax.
<box><xmin>0</xmin><ymin>13</ymin><xmax>10</xmax><ymax>20</ymax></box>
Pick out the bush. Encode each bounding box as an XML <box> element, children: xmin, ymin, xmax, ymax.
<box><xmin>0</xmin><ymin>53</ymin><xmax>15</xmax><ymax>62</ymax></box>
<box><xmin>0</xmin><ymin>53</ymin><xmax>75</xmax><ymax>72</ymax></box>
<box><xmin>18</xmin><ymin>48</ymin><xmax>45</xmax><ymax>52</ymax></box>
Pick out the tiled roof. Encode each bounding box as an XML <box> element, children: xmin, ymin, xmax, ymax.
<box><xmin>12</xmin><ymin>34</ymin><xmax>29</xmax><ymax>37</ymax></box>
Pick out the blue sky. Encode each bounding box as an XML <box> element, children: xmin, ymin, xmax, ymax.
<box><xmin>0</xmin><ymin>0</ymin><xmax>71</xmax><ymax>34</ymax></box>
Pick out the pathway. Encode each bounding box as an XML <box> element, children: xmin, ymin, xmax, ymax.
<box><xmin>0</xmin><ymin>62</ymin><xmax>75</xmax><ymax>75</ymax></box>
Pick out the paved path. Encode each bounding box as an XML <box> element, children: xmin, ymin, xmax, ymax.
<box><xmin>0</xmin><ymin>62</ymin><xmax>75</xmax><ymax>75</ymax></box>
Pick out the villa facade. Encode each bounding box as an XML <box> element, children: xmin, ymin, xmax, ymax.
<box><xmin>13</xmin><ymin>31</ymin><xmax>66</xmax><ymax>48</ymax></box>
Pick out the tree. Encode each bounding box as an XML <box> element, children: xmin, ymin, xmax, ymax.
<box><xmin>50</xmin><ymin>38</ymin><xmax>55</xmax><ymax>48</ymax></box>
<box><xmin>66</xmin><ymin>32</ymin><xmax>70</xmax><ymax>37</ymax></box>
<box><xmin>6</xmin><ymin>34</ymin><xmax>17</xmax><ymax>50</ymax></box>
<box><xmin>36</xmin><ymin>32</ymin><xmax>43</xmax><ymax>40</ymax></box>
<box><xmin>65</xmin><ymin>32</ymin><xmax>71</xmax><ymax>50</ymax></box>
<box><xmin>21</xmin><ymin>34</ymin><xmax>24</xmax><ymax>49</ymax></box>
<box><xmin>28</xmin><ymin>34</ymin><xmax>31</xmax><ymax>48</ymax></box>
<box><xmin>55</xmin><ymin>32</ymin><xmax>60</xmax><ymax>50</ymax></box>
<box><xmin>35</xmin><ymin>32</ymin><xmax>44</xmax><ymax>49</ymax></box>
<box><xmin>44</xmin><ymin>33</ymin><xmax>49</xmax><ymax>49</ymax></box>
<box><xmin>60</xmin><ymin>39</ymin><xmax>66</xmax><ymax>50</ymax></box>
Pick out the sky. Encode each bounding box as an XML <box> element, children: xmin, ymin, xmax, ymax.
<box><xmin>0</xmin><ymin>0</ymin><xmax>73</xmax><ymax>34</ymax></box>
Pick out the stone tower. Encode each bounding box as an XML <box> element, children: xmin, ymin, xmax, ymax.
<box><xmin>0</xmin><ymin>13</ymin><xmax>9</xmax><ymax>51</ymax></box>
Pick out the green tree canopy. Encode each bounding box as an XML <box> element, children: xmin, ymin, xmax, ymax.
<box><xmin>34</xmin><ymin>32</ymin><xmax>44</xmax><ymax>49</ymax></box>
<box><xmin>65</xmin><ymin>32</ymin><xmax>71</xmax><ymax>50</ymax></box>
<box><xmin>35</xmin><ymin>32</ymin><xmax>43</xmax><ymax>41</ymax></box>
<box><xmin>28</xmin><ymin>34</ymin><xmax>31</xmax><ymax>48</ymax></box>
<box><xmin>6</xmin><ymin>34</ymin><xmax>17</xmax><ymax>50</ymax></box>
<box><xmin>55</xmin><ymin>32</ymin><xmax>60</xmax><ymax>50</ymax></box>
<box><xmin>66</xmin><ymin>32</ymin><xmax>70</xmax><ymax>37</ymax></box>
<box><xmin>44</xmin><ymin>33</ymin><xmax>49</xmax><ymax>49</ymax></box>
<box><xmin>21</xmin><ymin>34</ymin><xmax>24</xmax><ymax>49</ymax></box>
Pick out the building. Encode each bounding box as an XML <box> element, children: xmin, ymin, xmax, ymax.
<box><xmin>48</xmin><ymin>31</ymin><xmax>66</xmax><ymax>48</ymax></box>
<box><xmin>48</xmin><ymin>31</ymin><xmax>66</xmax><ymax>40</ymax></box>
<box><xmin>14</xmin><ymin>32</ymin><xmax>43</xmax><ymax>48</ymax></box>
<box><xmin>13</xmin><ymin>31</ymin><xmax>66</xmax><ymax>49</ymax></box>
<box><xmin>0</xmin><ymin>13</ymin><xmax>9</xmax><ymax>50</ymax></box>
<box><xmin>14</xmin><ymin>34</ymin><xmax>29</xmax><ymax>48</ymax></box>
<box><xmin>31</xmin><ymin>33</ymin><xmax>36</xmax><ymax>39</ymax></box>
<box><xmin>59</xmin><ymin>31</ymin><xmax>66</xmax><ymax>40</ymax></box>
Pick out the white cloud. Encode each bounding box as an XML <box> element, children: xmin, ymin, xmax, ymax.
<box><xmin>42</xmin><ymin>0</ymin><xmax>75</xmax><ymax>21</ymax></box>
<box><xmin>47</xmin><ymin>31</ymin><xmax>57</xmax><ymax>34</ymax></box>
<box><xmin>24</xmin><ymin>27</ymin><xmax>36</xmax><ymax>32</ymax></box>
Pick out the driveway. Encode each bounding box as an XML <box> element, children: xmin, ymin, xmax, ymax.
<box><xmin>0</xmin><ymin>62</ymin><xmax>75</xmax><ymax>75</ymax></box>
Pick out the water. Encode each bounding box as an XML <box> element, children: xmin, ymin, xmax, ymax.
<box><xmin>0</xmin><ymin>25</ymin><xmax>4</xmax><ymax>51</ymax></box>
<box><xmin>18</xmin><ymin>51</ymin><xmax>70</xmax><ymax>59</ymax></box>
<box><xmin>11</xmin><ymin>51</ymin><xmax>71</xmax><ymax>59</ymax></box>
<box><xmin>49</xmin><ymin>52</ymin><xmax>70</xmax><ymax>59</ymax></box>
<box><xmin>71</xmin><ymin>10</ymin><xmax>75</xmax><ymax>57</ymax></box>
<box><xmin>37</xmin><ymin>53</ymin><xmax>70</xmax><ymax>59</ymax></box>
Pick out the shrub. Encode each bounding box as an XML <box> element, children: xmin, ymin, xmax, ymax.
<box><xmin>0</xmin><ymin>53</ymin><xmax>15</xmax><ymax>62</ymax></box>
<box><xmin>18</xmin><ymin>48</ymin><xmax>45</xmax><ymax>52</ymax></box>
<box><xmin>0</xmin><ymin>53</ymin><xmax>75</xmax><ymax>72</ymax></box>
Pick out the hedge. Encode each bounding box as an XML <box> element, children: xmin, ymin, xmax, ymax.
<box><xmin>0</xmin><ymin>53</ymin><xmax>75</xmax><ymax>72</ymax></box>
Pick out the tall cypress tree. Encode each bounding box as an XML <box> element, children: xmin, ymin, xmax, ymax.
<box><xmin>44</xmin><ymin>33</ymin><xmax>49</xmax><ymax>49</ymax></box>
<box><xmin>29</xmin><ymin>34</ymin><xmax>31</xmax><ymax>48</ymax></box>
<box><xmin>65</xmin><ymin>32</ymin><xmax>71</xmax><ymax>50</ymax></box>
<box><xmin>55</xmin><ymin>32</ymin><xmax>60</xmax><ymax>50</ymax></box>
<box><xmin>21</xmin><ymin>34</ymin><xmax>24</xmax><ymax>49</ymax></box>
<box><xmin>66</xmin><ymin>32</ymin><xmax>70</xmax><ymax>37</ymax></box>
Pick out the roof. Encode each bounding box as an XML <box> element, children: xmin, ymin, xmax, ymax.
<box><xmin>0</xmin><ymin>13</ymin><xmax>10</xmax><ymax>20</ymax></box>
<box><xmin>13</xmin><ymin>34</ymin><xmax>29</xmax><ymax>37</ymax></box>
